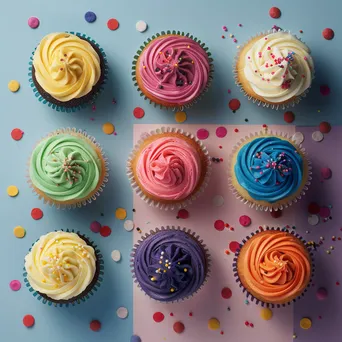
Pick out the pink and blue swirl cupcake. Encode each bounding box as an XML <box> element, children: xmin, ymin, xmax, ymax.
<box><xmin>131</xmin><ymin>226</ymin><xmax>210</xmax><ymax>302</ymax></box>
<box><xmin>132</xmin><ymin>31</ymin><xmax>214</xmax><ymax>110</ymax></box>
<box><xmin>229</xmin><ymin>130</ymin><xmax>311</xmax><ymax>211</ymax></box>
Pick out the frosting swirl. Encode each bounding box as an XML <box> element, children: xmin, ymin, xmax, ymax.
<box><xmin>33</xmin><ymin>33</ymin><xmax>101</xmax><ymax>102</ymax></box>
<box><xmin>24</xmin><ymin>231</ymin><xmax>97</xmax><ymax>301</ymax></box>
<box><xmin>243</xmin><ymin>32</ymin><xmax>314</xmax><ymax>103</ymax></box>
<box><xmin>239</xmin><ymin>231</ymin><xmax>311</xmax><ymax>303</ymax></box>
<box><xmin>133</xmin><ymin>230</ymin><xmax>207</xmax><ymax>302</ymax></box>
<box><xmin>136</xmin><ymin>136</ymin><xmax>202</xmax><ymax>201</ymax></box>
<box><xmin>234</xmin><ymin>137</ymin><xmax>303</xmax><ymax>203</ymax></box>
<box><xmin>30</xmin><ymin>133</ymin><xmax>102</xmax><ymax>202</ymax></box>
<box><xmin>139</xmin><ymin>35</ymin><xmax>210</xmax><ymax>105</ymax></box>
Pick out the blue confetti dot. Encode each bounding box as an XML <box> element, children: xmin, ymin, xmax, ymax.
<box><xmin>130</xmin><ymin>336</ymin><xmax>141</xmax><ymax>342</ymax></box>
<box><xmin>85</xmin><ymin>11</ymin><xmax>97</xmax><ymax>23</ymax></box>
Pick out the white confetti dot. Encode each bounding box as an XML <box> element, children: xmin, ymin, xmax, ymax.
<box><xmin>124</xmin><ymin>220</ymin><xmax>135</xmax><ymax>231</ymax></box>
<box><xmin>308</xmin><ymin>214</ymin><xmax>320</xmax><ymax>226</ymax></box>
<box><xmin>117</xmin><ymin>306</ymin><xmax>129</xmax><ymax>319</ymax></box>
<box><xmin>212</xmin><ymin>195</ymin><xmax>224</xmax><ymax>207</ymax></box>
<box><xmin>111</xmin><ymin>250</ymin><xmax>121</xmax><ymax>262</ymax></box>
<box><xmin>136</xmin><ymin>20</ymin><xmax>147</xmax><ymax>32</ymax></box>
<box><xmin>291</xmin><ymin>132</ymin><xmax>304</xmax><ymax>145</ymax></box>
<box><xmin>312</xmin><ymin>131</ymin><xmax>324</xmax><ymax>142</ymax></box>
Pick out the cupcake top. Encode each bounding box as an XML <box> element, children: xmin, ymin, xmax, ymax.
<box><xmin>237</xmin><ymin>230</ymin><xmax>311</xmax><ymax>304</ymax></box>
<box><xmin>136</xmin><ymin>136</ymin><xmax>202</xmax><ymax>201</ymax></box>
<box><xmin>33</xmin><ymin>33</ymin><xmax>101</xmax><ymax>102</ymax></box>
<box><xmin>133</xmin><ymin>229</ymin><xmax>207</xmax><ymax>302</ymax></box>
<box><xmin>243</xmin><ymin>31</ymin><xmax>314</xmax><ymax>103</ymax></box>
<box><xmin>24</xmin><ymin>231</ymin><xmax>97</xmax><ymax>301</ymax></box>
<box><xmin>234</xmin><ymin>136</ymin><xmax>304</xmax><ymax>203</ymax></box>
<box><xmin>138</xmin><ymin>35</ymin><xmax>210</xmax><ymax>105</ymax></box>
<box><xmin>30</xmin><ymin>133</ymin><xmax>102</xmax><ymax>202</ymax></box>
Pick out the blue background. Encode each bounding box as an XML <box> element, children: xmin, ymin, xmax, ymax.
<box><xmin>0</xmin><ymin>0</ymin><xmax>339</xmax><ymax>341</ymax></box>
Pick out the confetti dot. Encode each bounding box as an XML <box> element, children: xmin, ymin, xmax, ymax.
<box><xmin>214</xmin><ymin>220</ymin><xmax>225</xmax><ymax>231</ymax></box>
<box><xmin>11</xmin><ymin>128</ymin><xmax>24</xmax><ymax>141</ymax></box>
<box><xmin>322</xmin><ymin>28</ymin><xmax>334</xmax><ymax>40</ymax></box>
<box><xmin>23</xmin><ymin>315</ymin><xmax>35</xmax><ymax>328</ymax></box>
<box><xmin>284</xmin><ymin>111</ymin><xmax>295</xmax><ymax>123</ymax></box>
<box><xmin>177</xmin><ymin>209</ymin><xmax>189</xmax><ymax>219</ymax></box>
<box><xmin>90</xmin><ymin>320</ymin><xmax>101</xmax><ymax>331</ymax></box>
<box><xmin>7</xmin><ymin>185</ymin><xmax>19</xmax><ymax>197</ymax></box>
<box><xmin>107</xmin><ymin>18</ymin><xmax>119</xmax><ymax>30</ymax></box>
<box><xmin>270</xmin><ymin>210</ymin><xmax>282</xmax><ymax>218</ymax></box>
<box><xmin>131</xmin><ymin>336</ymin><xmax>142</xmax><ymax>342</ymax></box>
<box><xmin>319</xmin><ymin>122</ymin><xmax>331</xmax><ymax>134</ymax></box>
<box><xmin>308</xmin><ymin>214</ymin><xmax>320</xmax><ymax>226</ymax></box>
<box><xmin>319</xmin><ymin>206</ymin><xmax>331</xmax><ymax>218</ymax></box>
<box><xmin>216</xmin><ymin>126</ymin><xmax>227</xmax><ymax>138</ymax></box>
<box><xmin>173</xmin><ymin>322</ymin><xmax>185</xmax><ymax>334</ymax></box>
<box><xmin>10</xmin><ymin>280</ymin><xmax>21</xmax><ymax>291</ymax></box>
<box><xmin>229</xmin><ymin>98</ymin><xmax>240</xmax><ymax>111</ymax></box>
<box><xmin>117</xmin><ymin>307</ymin><xmax>129</xmax><ymax>319</ymax></box>
<box><xmin>208</xmin><ymin>318</ymin><xmax>220</xmax><ymax>330</ymax></box>
<box><xmin>28</xmin><ymin>17</ymin><xmax>40</xmax><ymax>29</ymax></box>
<box><xmin>100</xmin><ymin>225</ymin><xmax>112</xmax><ymax>237</ymax></box>
<box><xmin>221</xmin><ymin>287</ymin><xmax>232</xmax><ymax>299</ymax></box>
<box><xmin>102</xmin><ymin>122</ymin><xmax>115</xmax><ymax>135</ymax></box>
<box><xmin>124</xmin><ymin>220</ymin><xmax>135</xmax><ymax>231</ymax></box>
<box><xmin>133</xmin><ymin>107</ymin><xmax>145</xmax><ymax>119</ymax></box>
<box><xmin>136</xmin><ymin>20</ymin><xmax>147</xmax><ymax>32</ymax></box>
<box><xmin>115</xmin><ymin>208</ymin><xmax>127</xmax><ymax>220</ymax></box>
<box><xmin>175</xmin><ymin>111</ymin><xmax>187</xmax><ymax>123</ymax></box>
<box><xmin>308</xmin><ymin>202</ymin><xmax>320</xmax><ymax>215</ymax></box>
<box><xmin>153</xmin><ymin>312</ymin><xmax>165</xmax><ymax>323</ymax></box>
<box><xmin>13</xmin><ymin>226</ymin><xmax>25</xmax><ymax>238</ymax></box>
<box><xmin>229</xmin><ymin>241</ymin><xmax>240</xmax><ymax>253</ymax></box>
<box><xmin>239</xmin><ymin>215</ymin><xmax>251</xmax><ymax>227</ymax></box>
<box><xmin>300</xmin><ymin>318</ymin><xmax>312</xmax><ymax>330</ymax></box>
<box><xmin>291</xmin><ymin>132</ymin><xmax>304</xmax><ymax>145</ymax></box>
<box><xmin>111</xmin><ymin>250</ymin><xmax>121</xmax><ymax>262</ymax></box>
<box><xmin>260</xmin><ymin>308</ymin><xmax>273</xmax><ymax>320</ymax></box>
<box><xmin>90</xmin><ymin>221</ymin><xmax>101</xmax><ymax>233</ymax></box>
<box><xmin>31</xmin><ymin>208</ymin><xmax>43</xmax><ymax>220</ymax></box>
<box><xmin>197</xmin><ymin>128</ymin><xmax>209</xmax><ymax>140</ymax></box>
<box><xmin>269</xmin><ymin>7</ymin><xmax>281</xmax><ymax>18</ymax></box>
<box><xmin>212</xmin><ymin>195</ymin><xmax>224</xmax><ymax>207</ymax></box>
<box><xmin>312</xmin><ymin>131</ymin><xmax>324</xmax><ymax>142</ymax></box>
<box><xmin>8</xmin><ymin>80</ymin><xmax>20</xmax><ymax>92</ymax></box>
<box><xmin>316</xmin><ymin>287</ymin><xmax>328</xmax><ymax>300</ymax></box>
<box><xmin>321</xmin><ymin>167</ymin><xmax>332</xmax><ymax>179</ymax></box>
<box><xmin>85</xmin><ymin>11</ymin><xmax>97</xmax><ymax>23</ymax></box>
<box><xmin>320</xmin><ymin>85</ymin><xmax>330</xmax><ymax>96</ymax></box>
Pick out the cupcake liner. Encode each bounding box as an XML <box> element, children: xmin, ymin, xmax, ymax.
<box><xmin>232</xmin><ymin>226</ymin><xmax>315</xmax><ymax>308</ymax></box>
<box><xmin>233</xmin><ymin>27</ymin><xmax>314</xmax><ymax>110</ymax></box>
<box><xmin>227</xmin><ymin>129</ymin><xmax>312</xmax><ymax>212</ymax></box>
<box><xmin>28</xmin><ymin>32</ymin><xmax>109</xmax><ymax>112</ymax></box>
<box><xmin>23</xmin><ymin>229</ymin><xmax>104</xmax><ymax>307</ymax></box>
<box><xmin>132</xmin><ymin>30</ymin><xmax>214</xmax><ymax>111</ymax></box>
<box><xmin>127</xmin><ymin>126</ymin><xmax>212</xmax><ymax>210</ymax></box>
<box><xmin>130</xmin><ymin>225</ymin><xmax>211</xmax><ymax>303</ymax></box>
<box><xmin>27</xmin><ymin>127</ymin><xmax>109</xmax><ymax>209</ymax></box>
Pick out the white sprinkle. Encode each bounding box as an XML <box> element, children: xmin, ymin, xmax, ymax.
<box><xmin>312</xmin><ymin>131</ymin><xmax>324</xmax><ymax>142</ymax></box>
<box><xmin>308</xmin><ymin>214</ymin><xmax>320</xmax><ymax>226</ymax></box>
<box><xmin>111</xmin><ymin>250</ymin><xmax>121</xmax><ymax>262</ymax></box>
<box><xmin>291</xmin><ymin>132</ymin><xmax>304</xmax><ymax>145</ymax></box>
<box><xmin>116</xmin><ymin>306</ymin><xmax>129</xmax><ymax>319</ymax></box>
<box><xmin>136</xmin><ymin>20</ymin><xmax>147</xmax><ymax>33</ymax></box>
<box><xmin>161</xmin><ymin>251</ymin><xmax>164</xmax><ymax>255</ymax></box>
<box><xmin>212</xmin><ymin>195</ymin><xmax>225</xmax><ymax>207</ymax></box>
<box><xmin>124</xmin><ymin>220</ymin><xmax>135</xmax><ymax>232</ymax></box>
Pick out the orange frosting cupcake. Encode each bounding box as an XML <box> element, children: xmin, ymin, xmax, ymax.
<box><xmin>236</xmin><ymin>229</ymin><xmax>312</xmax><ymax>305</ymax></box>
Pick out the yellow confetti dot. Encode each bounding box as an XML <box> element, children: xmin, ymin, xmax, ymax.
<box><xmin>7</xmin><ymin>185</ymin><xmax>19</xmax><ymax>197</ymax></box>
<box><xmin>115</xmin><ymin>207</ymin><xmax>127</xmax><ymax>220</ymax></box>
<box><xmin>8</xmin><ymin>80</ymin><xmax>20</xmax><ymax>92</ymax></box>
<box><xmin>102</xmin><ymin>122</ymin><xmax>115</xmax><ymax>135</ymax></box>
<box><xmin>175</xmin><ymin>111</ymin><xmax>187</xmax><ymax>123</ymax></box>
<box><xmin>260</xmin><ymin>308</ymin><xmax>273</xmax><ymax>320</ymax></box>
<box><xmin>13</xmin><ymin>226</ymin><xmax>26</xmax><ymax>238</ymax></box>
<box><xmin>208</xmin><ymin>318</ymin><xmax>220</xmax><ymax>330</ymax></box>
<box><xmin>300</xmin><ymin>317</ymin><xmax>312</xmax><ymax>330</ymax></box>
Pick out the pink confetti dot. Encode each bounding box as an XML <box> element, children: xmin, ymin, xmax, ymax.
<box><xmin>216</xmin><ymin>126</ymin><xmax>227</xmax><ymax>138</ymax></box>
<box><xmin>90</xmin><ymin>221</ymin><xmax>101</xmax><ymax>233</ymax></box>
<box><xmin>239</xmin><ymin>215</ymin><xmax>251</xmax><ymax>227</ymax></box>
<box><xmin>221</xmin><ymin>287</ymin><xmax>232</xmax><ymax>299</ymax></box>
<box><xmin>320</xmin><ymin>85</ymin><xmax>330</xmax><ymax>96</ymax></box>
<box><xmin>214</xmin><ymin>220</ymin><xmax>225</xmax><ymax>231</ymax></box>
<box><xmin>178</xmin><ymin>209</ymin><xmax>189</xmax><ymax>219</ymax></box>
<box><xmin>321</xmin><ymin>167</ymin><xmax>332</xmax><ymax>179</ymax></box>
<box><xmin>197</xmin><ymin>128</ymin><xmax>209</xmax><ymax>140</ymax></box>
<box><xmin>28</xmin><ymin>17</ymin><xmax>40</xmax><ymax>29</ymax></box>
<box><xmin>229</xmin><ymin>241</ymin><xmax>240</xmax><ymax>253</ymax></box>
<box><xmin>319</xmin><ymin>206</ymin><xmax>331</xmax><ymax>218</ymax></box>
<box><xmin>133</xmin><ymin>107</ymin><xmax>145</xmax><ymax>119</ymax></box>
<box><xmin>10</xmin><ymin>280</ymin><xmax>21</xmax><ymax>291</ymax></box>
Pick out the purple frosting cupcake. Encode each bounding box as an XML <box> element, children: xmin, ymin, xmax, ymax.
<box><xmin>131</xmin><ymin>227</ymin><xmax>210</xmax><ymax>302</ymax></box>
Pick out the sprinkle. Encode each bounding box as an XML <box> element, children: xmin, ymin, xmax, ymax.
<box><xmin>322</xmin><ymin>28</ymin><xmax>334</xmax><ymax>40</ymax></box>
<box><xmin>90</xmin><ymin>221</ymin><xmax>101</xmax><ymax>233</ymax></box>
<box><xmin>221</xmin><ymin>287</ymin><xmax>232</xmax><ymax>299</ymax></box>
<box><xmin>153</xmin><ymin>312</ymin><xmax>165</xmax><ymax>323</ymax></box>
<box><xmin>107</xmin><ymin>18</ymin><xmax>119</xmax><ymax>31</ymax></box>
<box><xmin>117</xmin><ymin>307</ymin><xmax>129</xmax><ymax>319</ymax></box>
<box><xmin>216</xmin><ymin>126</ymin><xmax>227</xmax><ymax>138</ymax></box>
<box><xmin>173</xmin><ymin>322</ymin><xmax>185</xmax><ymax>334</ymax></box>
<box><xmin>184</xmin><ymin>268</ymin><xmax>188</xmax><ymax>273</ymax></box>
<box><xmin>170</xmin><ymin>288</ymin><xmax>175</xmax><ymax>292</ymax></box>
<box><xmin>136</xmin><ymin>20</ymin><xmax>147</xmax><ymax>32</ymax></box>
<box><xmin>133</xmin><ymin>107</ymin><xmax>145</xmax><ymax>119</ymax></box>
<box><xmin>197</xmin><ymin>128</ymin><xmax>209</xmax><ymax>140</ymax></box>
<box><xmin>233</xmin><ymin>38</ymin><xmax>237</xmax><ymax>43</ymax></box>
<box><xmin>31</xmin><ymin>208</ymin><xmax>43</xmax><ymax>220</ymax></box>
<box><xmin>89</xmin><ymin>320</ymin><xmax>101</xmax><ymax>332</ymax></box>
<box><xmin>124</xmin><ymin>220</ymin><xmax>135</xmax><ymax>231</ymax></box>
<box><xmin>111</xmin><ymin>250</ymin><xmax>121</xmax><ymax>262</ymax></box>
<box><xmin>229</xmin><ymin>98</ymin><xmax>241</xmax><ymax>111</ymax></box>
<box><xmin>319</xmin><ymin>121</ymin><xmax>331</xmax><ymax>133</ymax></box>
<box><xmin>115</xmin><ymin>208</ymin><xmax>127</xmax><ymax>220</ymax></box>
<box><xmin>102</xmin><ymin>122</ymin><xmax>115</xmax><ymax>135</ymax></box>
<box><xmin>13</xmin><ymin>226</ymin><xmax>25</xmax><ymax>238</ymax></box>
<box><xmin>208</xmin><ymin>318</ymin><xmax>220</xmax><ymax>330</ymax></box>
<box><xmin>84</xmin><ymin>11</ymin><xmax>97</xmax><ymax>23</ymax></box>
<box><xmin>222</xmin><ymin>26</ymin><xmax>228</xmax><ymax>31</ymax></box>
<box><xmin>8</xmin><ymin>80</ymin><xmax>20</xmax><ymax>92</ymax></box>
<box><xmin>100</xmin><ymin>225</ymin><xmax>112</xmax><ymax>237</ymax></box>
<box><xmin>245</xmin><ymin>300</ymin><xmax>249</xmax><ymax>305</ymax></box>
<box><xmin>300</xmin><ymin>318</ymin><xmax>312</xmax><ymax>330</ymax></box>
<box><xmin>175</xmin><ymin>111</ymin><xmax>187</xmax><ymax>123</ymax></box>
<box><xmin>229</xmin><ymin>34</ymin><xmax>233</xmax><ymax>38</ymax></box>
<box><xmin>9</xmin><ymin>280</ymin><xmax>21</xmax><ymax>291</ymax></box>
<box><xmin>28</xmin><ymin>16</ymin><xmax>40</xmax><ymax>28</ymax></box>
<box><xmin>238</xmin><ymin>24</ymin><xmax>242</xmax><ymax>27</ymax></box>
<box><xmin>11</xmin><ymin>128</ymin><xmax>24</xmax><ymax>141</ymax></box>
<box><xmin>269</xmin><ymin>7</ymin><xmax>281</xmax><ymax>18</ymax></box>
<box><xmin>23</xmin><ymin>315</ymin><xmax>35</xmax><ymax>328</ymax></box>
<box><xmin>178</xmin><ymin>209</ymin><xmax>189</xmax><ymax>219</ymax></box>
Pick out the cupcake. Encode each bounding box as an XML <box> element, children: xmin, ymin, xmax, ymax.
<box><xmin>127</xmin><ymin>127</ymin><xmax>211</xmax><ymax>210</ymax></box>
<box><xmin>24</xmin><ymin>231</ymin><xmax>104</xmax><ymax>305</ymax></box>
<box><xmin>28</xmin><ymin>128</ymin><xmax>108</xmax><ymax>209</ymax></box>
<box><xmin>235</xmin><ymin>30</ymin><xmax>314</xmax><ymax>109</ymax></box>
<box><xmin>229</xmin><ymin>130</ymin><xmax>311</xmax><ymax>211</ymax></box>
<box><xmin>131</xmin><ymin>227</ymin><xmax>210</xmax><ymax>302</ymax></box>
<box><xmin>29</xmin><ymin>32</ymin><xmax>108</xmax><ymax>111</ymax></box>
<box><xmin>132</xmin><ymin>31</ymin><xmax>214</xmax><ymax>110</ymax></box>
<box><xmin>233</xmin><ymin>227</ymin><xmax>313</xmax><ymax>307</ymax></box>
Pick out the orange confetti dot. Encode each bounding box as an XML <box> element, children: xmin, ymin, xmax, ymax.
<box><xmin>102</xmin><ymin>122</ymin><xmax>115</xmax><ymax>135</ymax></box>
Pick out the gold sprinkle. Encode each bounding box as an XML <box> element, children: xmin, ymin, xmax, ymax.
<box><xmin>151</xmin><ymin>277</ymin><xmax>156</xmax><ymax>281</ymax></box>
<box><xmin>170</xmin><ymin>288</ymin><xmax>175</xmax><ymax>292</ymax></box>
<box><xmin>187</xmin><ymin>45</ymin><xmax>190</xmax><ymax>48</ymax></box>
<box><xmin>177</xmin><ymin>262</ymin><xmax>180</xmax><ymax>265</ymax></box>
<box><xmin>174</xmin><ymin>63</ymin><xmax>178</xmax><ymax>67</ymax></box>
<box><xmin>159</xmin><ymin>261</ymin><xmax>162</xmax><ymax>264</ymax></box>
<box><xmin>184</xmin><ymin>268</ymin><xmax>188</xmax><ymax>273</ymax></box>
<box><xmin>42</xmin><ymin>261</ymin><xmax>47</xmax><ymax>265</ymax></box>
<box><xmin>165</xmin><ymin>263</ymin><xmax>169</xmax><ymax>267</ymax></box>
<box><xmin>42</xmin><ymin>279</ymin><xmax>46</xmax><ymax>283</ymax></box>
<box><xmin>163</xmin><ymin>270</ymin><xmax>167</xmax><ymax>273</ymax></box>
<box><xmin>191</xmin><ymin>60</ymin><xmax>194</xmax><ymax>64</ymax></box>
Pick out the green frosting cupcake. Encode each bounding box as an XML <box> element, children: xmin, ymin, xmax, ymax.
<box><xmin>30</xmin><ymin>134</ymin><xmax>102</xmax><ymax>202</ymax></box>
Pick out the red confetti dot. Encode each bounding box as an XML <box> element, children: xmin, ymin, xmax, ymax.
<box><xmin>336</xmin><ymin>282</ymin><xmax>340</xmax><ymax>286</ymax></box>
<box><xmin>216</xmin><ymin>126</ymin><xmax>228</xmax><ymax>138</ymax></box>
<box><xmin>90</xmin><ymin>320</ymin><xmax>101</xmax><ymax>331</ymax></box>
<box><xmin>189</xmin><ymin>312</ymin><xmax>193</xmax><ymax>317</ymax></box>
<box><xmin>245</xmin><ymin>321</ymin><xmax>250</xmax><ymax>326</ymax></box>
<box><xmin>133</xmin><ymin>107</ymin><xmax>145</xmax><ymax>119</ymax></box>
<box><xmin>322</xmin><ymin>28</ymin><xmax>334</xmax><ymax>40</ymax></box>
<box><xmin>170</xmin><ymin>313</ymin><xmax>174</xmax><ymax>317</ymax></box>
<box><xmin>11</xmin><ymin>128</ymin><xmax>24</xmax><ymax>141</ymax></box>
<box><xmin>319</xmin><ymin>206</ymin><xmax>331</xmax><ymax>218</ymax></box>
<box><xmin>221</xmin><ymin>287</ymin><xmax>232</xmax><ymax>299</ymax></box>
<box><xmin>23</xmin><ymin>315</ymin><xmax>35</xmax><ymax>328</ymax></box>
<box><xmin>173</xmin><ymin>322</ymin><xmax>185</xmax><ymax>334</ymax></box>
<box><xmin>234</xmin><ymin>128</ymin><xmax>239</xmax><ymax>133</ymax></box>
<box><xmin>320</xmin><ymin>85</ymin><xmax>330</xmax><ymax>96</ymax></box>
<box><xmin>229</xmin><ymin>98</ymin><xmax>241</xmax><ymax>111</ymax></box>
<box><xmin>178</xmin><ymin>209</ymin><xmax>189</xmax><ymax>219</ymax></box>
<box><xmin>197</xmin><ymin>128</ymin><xmax>209</xmax><ymax>140</ymax></box>
<box><xmin>250</xmin><ymin>323</ymin><xmax>254</xmax><ymax>328</ymax></box>
<box><xmin>284</xmin><ymin>111</ymin><xmax>295</xmax><ymax>123</ymax></box>
<box><xmin>31</xmin><ymin>208</ymin><xmax>43</xmax><ymax>220</ymax></box>
<box><xmin>319</xmin><ymin>121</ymin><xmax>331</xmax><ymax>134</ymax></box>
<box><xmin>153</xmin><ymin>312</ymin><xmax>165</xmax><ymax>323</ymax></box>
<box><xmin>270</xmin><ymin>210</ymin><xmax>282</xmax><ymax>218</ymax></box>
<box><xmin>229</xmin><ymin>241</ymin><xmax>240</xmax><ymax>253</ymax></box>
<box><xmin>107</xmin><ymin>18</ymin><xmax>119</xmax><ymax>31</ymax></box>
<box><xmin>308</xmin><ymin>202</ymin><xmax>320</xmax><ymax>214</ymax></box>
<box><xmin>214</xmin><ymin>220</ymin><xmax>225</xmax><ymax>231</ymax></box>
<box><xmin>239</xmin><ymin>215</ymin><xmax>251</xmax><ymax>227</ymax></box>
<box><xmin>100</xmin><ymin>225</ymin><xmax>112</xmax><ymax>237</ymax></box>
<box><xmin>269</xmin><ymin>7</ymin><xmax>281</xmax><ymax>18</ymax></box>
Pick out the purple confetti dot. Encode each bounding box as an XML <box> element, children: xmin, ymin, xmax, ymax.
<box><xmin>319</xmin><ymin>207</ymin><xmax>331</xmax><ymax>219</ymax></box>
<box><xmin>197</xmin><ymin>128</ymin><xmax>209</xmax><ymax>140</ymax></box>
<box><xmin>90</xmin><ymin>221</ymin><xmax>101</xmax><ymax>233</ymax></box>
<box><xmin>85</xmin><ymin>11</ymin><xmax>97</xmax><ymax>23</ymax></box>
<box><xmin>216</xmin><ymin>126</ymin><xmax>227</xmax><ymax>138</ymax></box>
